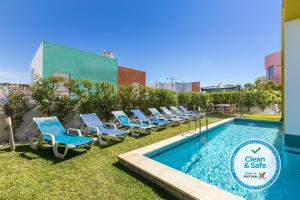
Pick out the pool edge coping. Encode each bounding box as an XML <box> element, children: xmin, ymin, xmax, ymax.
<box><xmin>118</xmin><ymin>117</ymin><xmax>244</xmax><ymax>200</ymax></box>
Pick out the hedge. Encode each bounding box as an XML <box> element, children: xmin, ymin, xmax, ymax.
<box><xmin>29</xmin><ymin>77</ymin><xmax>281</xmax><ymax>123</ymax></box>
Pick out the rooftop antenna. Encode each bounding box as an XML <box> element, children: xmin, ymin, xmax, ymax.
<box><xmin>166</xmin><ymin>77</ymin><xmax>183</xmax><ymax>91</ymax></box>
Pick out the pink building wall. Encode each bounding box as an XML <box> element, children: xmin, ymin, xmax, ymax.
<box><xmin>265</xmin><ymin>51</ymin><xmax>282</xmax><ymax>83</ymax></box>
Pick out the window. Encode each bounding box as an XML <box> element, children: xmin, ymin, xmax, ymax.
<box><xmin>31</xmin><ymin>68</ymin><xmax>35</xmax><ymax>83</ymax></box>
<box><xmin>266</xmin><ymin>65</ymin><xmax>274</xmax><ymax>80</ymax></box>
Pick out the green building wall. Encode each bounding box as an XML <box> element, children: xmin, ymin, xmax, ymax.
<box><xmin>42</xmin><ymin>41</ymin><xmax>118</xmax><ymax>88</ymax></box>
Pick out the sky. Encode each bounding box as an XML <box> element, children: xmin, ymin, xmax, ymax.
<box><xmin>0</xmin><ymin>0</ymin><xmax>282</xmax><ymax>87</ymax></box>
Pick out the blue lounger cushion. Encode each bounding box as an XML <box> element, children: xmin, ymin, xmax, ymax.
<box><xmin>80</xmin><ymin>113</ymin><xmax>127</xmax><ymax>136</ymax></box>
<box><xmin>134</xmin><ymin>124</ymin><xmax>152</xmax><ymax>129</ymax></box>
<box><xmin>34</xmin><ymin>117</ymin><xmax>94</xmax><ymax>147</ymax></box>
<box><xmin>89</xmin><ymin>126</ymin><xmax>126</xmax><ymax>136</ymax></box>
<box><xmin>112</xmin><ymin>111</ymin><xmax>152</xmax><ymax>129</ymax></box>
<box><xmin>147</xmin><ymin>119</ymin><xmax>168</xmax><ymax>126</ymax></box>
<box><xmin>42</xmin><ymin>134</ymin><xmax>94</xmax><ymax>146</ymax></box>
<box><xmin>131</xmin><ymin>109</ymin><xmax>168</xmax><ymax>126</ymax></box>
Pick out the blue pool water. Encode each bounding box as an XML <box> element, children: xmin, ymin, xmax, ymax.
<box><xmin>146</xmin><ymin>119</ymin><xmax>300</xmax><ymax>200</ymax></box>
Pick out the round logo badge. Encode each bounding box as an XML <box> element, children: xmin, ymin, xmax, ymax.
<box><xmin>230</xmin><ymin>139</ymin><xmax>281</xmax><ymax>190</ymax></box>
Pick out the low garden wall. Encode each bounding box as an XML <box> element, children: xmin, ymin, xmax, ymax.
<box><xmin>0</xmin><ymin>113</ymin><xmax>9</xmax><ymax>144</ymax></box>
<box><xmin>0</xmin><ymin>107</ymin><xmax>85</xmax><ymax>145</ymax></box>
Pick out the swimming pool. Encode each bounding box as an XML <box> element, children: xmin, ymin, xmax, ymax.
<box><xmin>146</xmin><ymin>119</ymin><xmax>300</xmax><ymax>200</ymax></box>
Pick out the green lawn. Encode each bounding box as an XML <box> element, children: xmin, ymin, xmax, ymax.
<box><xmin>239</xmin><ymin>113</ymin><xmax>282</xmax><ymax>121</ymax></box>
<box><xmin>0</xmin><ymin>114</ymin><xmax>280</xmax><ymax>200</ymax></box>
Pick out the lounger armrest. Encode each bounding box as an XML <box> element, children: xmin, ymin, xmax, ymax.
<box><xmin>67</xmin><ymin>128</ymin><xmax>82</xmax><ymax>136</ymax></box>
<box><xmin>112</xmin><ymin>119</ymin><xmax>121</xmax><ymax>126</ymax></box>
<box><xmin>131</xmin><ymin>119</ymin><xmax>142</xmax><ymax>124</ymax></box>
<box><xmin>157</xmin><ymin>117</ymin><xmax>166</xmax><ymax>121</ymax></box>
<box><xmin>103</xmin><ymin>123</ymin><xmax>117</xmax><ymax>129</ymax></box>
<box><xmin>40</xmin><ymin>133</ymin><xmax>56</xmax><ymax>145</ymax></box>
<box><xmin>86</xmin><ymin>126</ymin><xmax>100</xmax><ymax>134</ymax></box>
<box><xmin>149</xmin><ymin>116</ymin><xmax>156</xmax><ymax>121</ymax></box>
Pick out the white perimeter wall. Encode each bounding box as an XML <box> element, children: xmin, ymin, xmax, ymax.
<box><xmin>284</xmin><ymin>18</ymin><xmax>300</xmax><ymax>136</ymax></box>
<box><xmin>30</xmin><ymin>42</ymin><xmax>43</xmax><ymax>83</ymax></box>
<box><xmin>174</xmin><ymin>82</ymin><xmax>192</xmax><ymax>92</ymax></box>
<box><xmin>147</xmin><ymin>82</ymin><xmax>193</xmax><ymax>92</ymax></box>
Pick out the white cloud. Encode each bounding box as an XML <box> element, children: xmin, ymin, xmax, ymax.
<box><xmin>0</xmin><ymin>69</ymin><xmax>29</xmax><ymax>83</ymax></box>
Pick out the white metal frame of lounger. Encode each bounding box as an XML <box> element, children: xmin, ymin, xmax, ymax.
<box><xmin>148</xmin><ymin>110</ymin><xmax>179</xmax><ymax>127</ymax></box>
<box><xmin>130</xmin><ymin>115</ymin><xmax>164</xmax><ymax>131</ymax></box>
<box><xmin>170</xmin><ymin>106</ymin><xmax>196</xmax><ymax>121</ymax></box>
<box><xmin>112</xmin><ymin>117</ymin><xmax>151</xmax><ymax>137</ymax></box>
<box><xmin>82</xmin><ymin>125</ymin><xmax>127</xmax><ymax>145</ymax></box>
<box><xmin>177</xmin><ymin>106</ymin><xmax>202</xmax><ymax>120</ymax></box>
<box><xmin>160</xmin><ymin>108</ymin><xmax>188</xmax><ymax>124</ymax></box>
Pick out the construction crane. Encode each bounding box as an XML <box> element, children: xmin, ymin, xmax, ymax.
<box><xmin>166</xmin><ymin>77</ymin><xmax>183</xmax><ymax>91</ymax></box>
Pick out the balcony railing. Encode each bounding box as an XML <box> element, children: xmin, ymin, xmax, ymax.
<box><xmin>267</xmin><ymin>75</ymin><xmax>281</xmax><ymax>83</ymax></box>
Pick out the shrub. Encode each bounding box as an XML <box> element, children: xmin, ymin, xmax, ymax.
<box><xmin>118</xmin><ymin>85</ymin><xmax>138</xmax><ymax>115</ymax></box>
<box><xmin>177</xmin><ymin>92</ymin><xmax>204</xmax><ymax>111</ymax></box>
<box><xmin>31</xmin><ymin>76</ymin><xmax>79</xmax><ymax>124</ymax></box>
<box><xmin>189</xmin><ymin>92</ymin><xmax>201</xmax><ymax>110</ymax></box>
<box><xmin>31</xmin><ymin>77</ymin><xmax>281</xmax><ymax>124</ymax></box>
<box><xmin>243</xmin><ymin>91</ymin><xmax>256</xmax><ymax>112</ymax></box>
<box><xmin>178</xmin><ymin>92</ymin><xmax>192</xmax><ymax>107</ymax></box>
<box><xmin>153</xmin><ymin>89</ymin><xmax>177</xmax><ymax>108</ymax></box>
<box><xmin>211</xmin><ymin>92</ymin><xmax>227</xmax><ymax>104</ymax></box>
<box><xmin>4</xmin><ymin>92</ymin><xmax>28</xmax><ymax>130</ymax></box>
<box><xmin>73</xmin><ymin>80</ymin><xmax>97</xmax><ymax>114</ymax></box>
<box><xmin>94</xmin><ymin>82</ymin><xmax>117</xmax><ymax>121</ymax></box>
<box><xmin>135</xmin><ymin>86</ymin><xmax>152</xmax><ymax>114</ymax></box>
<box><xmin>117</xmin><ymin>85</ymin><xmax>179</xmax><ymax>115</ymax></box>
<box><xmin>255</xmin><ymin>90</ymin><xmax>271</xmax><ymax>111</ymax></box>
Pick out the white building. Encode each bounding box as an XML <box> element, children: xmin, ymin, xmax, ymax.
<box><xmin>0</xmin><ymin>85</ymin><xmax>10</xmax><ymax>100</ymax></box>
<box><xmin>148</xmin><ymin>81</ymin><xmax>200</xmax><ymax>92</ymax></box>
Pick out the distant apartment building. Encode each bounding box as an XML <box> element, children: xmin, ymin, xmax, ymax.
<box><xmin>0</xmin><ymin>85</ymin><xmax>9</xmax><ymax>100</ymax></box>
<box><xmin>0</xmin><ymin>83</ymin><xmax>17</xmax><ymax>100</ymax></box>
<box><xmin>0</xmin><ymin>83</ymin><xmax>31</xmax><ymax>106</ymax></box>
<box><xmin>265</xmin><ymin>51</ymin><xmax>282</xmax><ymax>83</ymax></box>
<box><xmin>10</xmin><ymin>84</ymin><xmax>31</xmax><ymax>100</ymax></box>
<box><xmin>148</xmin><ymin>81</ymin><xmax>200</xmax><ymax>92</ymax></box>
<box><xmin>30</xmin><ymin>41</ymin><xmax>146</xmax><ymax>91</ymax></box>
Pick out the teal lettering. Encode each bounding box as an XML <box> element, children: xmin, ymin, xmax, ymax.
<box><xmin>251</xmin><ymin>163</ymin><xmax>266</xmax><ymax>168</ymax></box>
